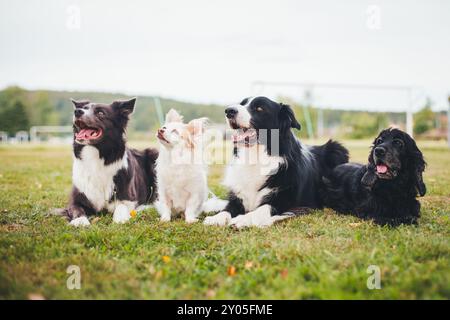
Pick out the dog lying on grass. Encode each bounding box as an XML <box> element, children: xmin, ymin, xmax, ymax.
<box><xmin>60</xmin><ymin>98</ymin><xmax>158</xmax><ymax>226</ymax></box>
<box><xmin>204</xmin><ymin>96</ymin><xmax>349</xmax><ymax>228</ymax></box>
<box><xmin>323</xmin><ymin>128</ymin><xmax>426</xmax><ymax>226</ymax></box>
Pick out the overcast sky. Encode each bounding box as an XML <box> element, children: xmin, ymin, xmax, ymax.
<box><xmin>1</xmin><ymin>0</ymin><xmax>449</xmax><ymax>111</ymax></box>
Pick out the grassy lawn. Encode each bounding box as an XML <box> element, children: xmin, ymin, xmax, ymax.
<box><xmin>0</xmin><ymin>140</ymin><xmax>449</xmax><ymax>299</ymax></box>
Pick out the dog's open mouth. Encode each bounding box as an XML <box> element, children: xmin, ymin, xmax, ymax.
<box><xmin>375</xmin><ymin>162</ymin><xmax>397</xmax><ymax>179</ymax></box>
<box><xmin>156</xmin><ymin>132</ymin><xmax>170</xmax><ymax>145</ymax></box>
<box><xmin>232</xmin><ymin>128</ymin><xmax>258</xmax><ymax>147</ymax></box>
<box><xmin>74</xmin><ymin>120</ymin><xmax>103</xmax><ymax>141</ymax></box>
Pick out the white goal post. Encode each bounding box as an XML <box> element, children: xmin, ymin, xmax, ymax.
<box><xmin>251</xmin><ymin>81</ymin><xmax>418</xmax><ymax>137</ymax></box>
<box><xmin>30</xmin><ymin>126</ymin><xmax>73</xmax><ymax>143</ymax></box>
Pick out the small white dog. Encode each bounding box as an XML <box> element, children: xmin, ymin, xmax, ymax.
<box><xmin>155</xmin><ymin>109</ymin><xmax>227</xmax><ymax>223</ymax></box>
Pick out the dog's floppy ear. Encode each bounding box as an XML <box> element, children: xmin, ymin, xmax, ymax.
<box><xmin>404</xmin><ymin>134</ymin><xmax>426</xmax><ymax>196</ymax></box>
<box><xmin>279</xmin><ymin>103</ymin><xmax>301</xmax><ymax>131</ymax></box>
<box><xmin>165</xmin><ymin>109</ymin><xmax>183</xmax><ymax>123</ymax></box>
<box><xmin>412</xmin><ymin>147</ymin><xmax>426</xmax><ymax>197</ymax></box>
<box><xmin>415</xmin><ymin>168</ymin><xmax>426</xmax><ymax>196</ymax></box>
<box><xmin>113</xmin><ymin>98</ymin><xmax>136</xmax><ymax>115</ymax></box>
<box><xmin>187</xmin><ymin>117</ymin><xmax>208</xmax><ymax>136</ymax></box>
<box><xmin>70</xmin><ymin>99</ymin><xmax>89</xmax><ymax>109</ymax></box>
<box><xmin>361</xmin><ymin>165</ymin><xmax>377</xmax><ymax>190</ymax></box>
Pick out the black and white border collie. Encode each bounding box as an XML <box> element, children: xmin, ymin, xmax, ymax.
<box><xmin>323</xmin><ymin>128</ymin><xmax>426</xmax><ymax>226</ymax></box>
<box><xmin>61</xmin><ymin>98</ymin><xmax>158</xmax><ymax>226</ymax></box>
<box><xmin>204</xmin><ymin>96</ymin><xmax>349</xmax><ymax>228</ymax></box>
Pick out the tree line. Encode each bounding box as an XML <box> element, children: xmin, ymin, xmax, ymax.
<box><xmin>0</xmin><ymin>86</ymin><xmax>446</xmax><ymax>139</ymax></box>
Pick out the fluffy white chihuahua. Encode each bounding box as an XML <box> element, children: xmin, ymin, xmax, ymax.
<box><xmin>155</xmin><ymin>109</ymin><xmax>227</xmax><ymax>223</ymax></box>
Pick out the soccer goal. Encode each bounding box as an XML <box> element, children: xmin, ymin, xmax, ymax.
<box><xmin>29</xmin><ymin>126</ymin><xmax>73</xmax><ymax>144</ymax></box>
<box><xmin>251</xmin><ymin>81</ymin><xmax>423</xmax><ymax>138</ymax></box>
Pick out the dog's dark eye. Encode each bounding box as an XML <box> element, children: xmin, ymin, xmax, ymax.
<box><xmin>96</xmin><ymin>110</ymin><xmax>105</xmax><ymax>116</ymax></box>
<box><xmin>256</xmin><ymin>106</ymin><xmax>263</xmax><ymax>112</ymax></box>
<box><xmin>393</xmin><ymin>139</ymin><xmax>404</xmax><ymax>148</ymax></box>
<box><xmin>375</xmin><ymin>138</ymin><xmax>383</xmax><ymax>145</ymax></box>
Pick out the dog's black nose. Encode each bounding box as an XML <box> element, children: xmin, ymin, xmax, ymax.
<box><xmin>374</xmin><ymin>147</ymin><xmax>386</xmax><ymax>157</ymax></box>
<box><xmin>225</xmin><ymin>107</ymin><xmax>238</xmax><ymax>119</ymax></box>
<box><xmin>74</xmin><ymin>109</ymin><xmax>84</xmax><ymax>118</ymax></box>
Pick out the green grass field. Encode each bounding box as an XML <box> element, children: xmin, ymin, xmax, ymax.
<box><xmin>0</xmin><ymin>140</ymin><xmax>449</xmax><ymax>299</ymax></box>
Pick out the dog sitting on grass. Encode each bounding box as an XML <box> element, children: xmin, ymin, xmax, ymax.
<box><xmin>323</xmin><ymin>128</ymin><xmax>426</xmax><ymax>226</ymax></box>
<box><xmin>61</xmin><ymin>98</ymin><xmax>158</xmax><ymax>226</ymax></box>
<box><xmin>154</xmin><ymin>109</ymin><xmax>227</xmax><ymax>223</ymax></box>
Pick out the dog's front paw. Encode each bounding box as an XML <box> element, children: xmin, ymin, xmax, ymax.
<box><xmin>185</xmin><ymin>216</ymin><xmax>198</xmax><ymax>224</ymax></box>
<box><xmin>160</xmin><ymin>215</ymin><xmax>171</xmax><ymax>222</ymax></box>
<box><xmin>113</xmin><ymin>204</ymin><xmax>131</xmax><ymax>224</ymax></box>
<box><xmin>229</xmin><ymin>205</ymin><xmax>275</xmax><ymax>229</ymax></box>
<box><xmin>69</xmin><ymin>216</ymin><xmax>91</xmax><ymax>227</ymax></box>
<box><xmin>203</xmin><ymin>211</ymin><xmax>231</xmax><ymax>226</ymax></box>
<box><xmin>229</xmin><ymin>214</ymin><xmax>253</xmax><ymax>229</ymax></box>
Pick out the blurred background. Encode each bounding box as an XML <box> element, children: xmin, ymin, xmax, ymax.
<box><xmin>0</xmin><ymin>0</ymin><xmax>449</xmax><ymax>144</ymax></box>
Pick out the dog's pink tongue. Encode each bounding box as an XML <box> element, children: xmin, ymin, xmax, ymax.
<box><xmin>376</xmin><ymin>164</ymin><xmax>388</xmax><ymax>174</ymax></box>
<box><xmin>76</xmin><ymin>129</ymin><xmax>96</xmax><ymax>140</ymax></box>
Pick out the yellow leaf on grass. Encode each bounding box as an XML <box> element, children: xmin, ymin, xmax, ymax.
<box><xmin>162</xmin><ymin>255</ymin><xmax>170</xmax><ymax>263</ymax></box>
<box><xmin>130</xmin><ymin>210</ymin><xmax>137</xmax><ymax>218</ymax></box>
<box><xmin>227</xmin><ymin>265</ymin><xmax>236</xmax><ymax>276</ymax></box>
<box><xmin>244</xmin><ymin>261</ymin><xmax>253</xmax><ymax>269</ymax></box>
<box><xmin>349</xmin><ymin>222</ymin><xmax>362</xmax><ymax>228</ymax></box>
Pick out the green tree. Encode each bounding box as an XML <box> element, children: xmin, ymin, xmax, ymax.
<box><xmin>30</xmin><ymin>91</ymin><xmax>55</xmax><ymax>125</ymax></box>
<box><xmin>414</xmin><ymin>99</ymin><xmax>435</xmax><ymax>135</ymax></box>
<box><xmin>342</xmin><ymin>112</ymin><xmax>388</xmax><ymax>139</ymax></box>
<box><xmin>0</xmin><ymin>100</ymin><xmax>30</xmax><ymax>135</ymax></box>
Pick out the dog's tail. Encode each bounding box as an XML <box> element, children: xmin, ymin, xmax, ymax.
<box><xmin>312</xmin><ymin>139</ymin><xmax>349</xmax><ymax>171</ymax></box>
<box><xmin>143</xmin><ymin>148</ymin><xmax>159</xmax><ymax>164</ymax></box>
<box><xmin>202</xmin><ymin>195</ymin><xmax>228</xmax><ymax>213</ymax></box>
<box><xmin>142</xmin><ymin>148</ymin><xmax>159</xmax><ymax>203</ymax></box>
<box><xmin>322</xmin><ymin>139</ymin><xmax>349</xmax><ymax>169</ymax></box>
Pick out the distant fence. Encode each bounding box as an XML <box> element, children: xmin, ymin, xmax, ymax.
<box><xmin>0</xmin><ymin>126</ymin><xmax>72</xmax><ymax>144</ymax></box>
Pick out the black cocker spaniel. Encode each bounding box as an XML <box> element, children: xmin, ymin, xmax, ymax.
<box><xmin>323</xmin><ymin>128</ymin><xmax>426</xmax><ymax>226</ymax></box>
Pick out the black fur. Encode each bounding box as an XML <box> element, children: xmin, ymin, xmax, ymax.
<box><xmin>323</xmin><ymin>128</ymin><xmax>426</xmax><ymax>226</ymax></box>
<box><xmin>63</xmin><ymin>98</ymin><xmax>158</xmax><ymax>222</ymax></box>
<box><xmin>224</xmin><ymin>96</ymin><xmax>349</xmax><ymax>218</ymax></box>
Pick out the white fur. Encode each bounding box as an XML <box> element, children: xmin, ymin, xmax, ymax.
<box><xmin>223</xmin><ymin>144</ymin><xmax>282</xmax><ymax>211</ymax></box>
<box><xmin>203</xmin><ymin>211</ymin><xmax>232</xmax><ymax>226</ymax></box>
<box><xmin>156</xmin><ymin>111</ymin><xmax>221</xmax><ymax>223</ymax></box>
<box><xmin>72</xmin><ymin>146</ymin><xmax>136</xmax><ymax>223</ymax></box>
<box><xmin>204</xmin><ymin>144</ymin><xmax>283</xmax><ymax>226</ymax></box>
<box><xmin>113</xmin><ymin>203</ymin><xmax>131</xmax><ymax>224</ymax></box>
<box><xmin>70</xmin><ymin>216</ymin><xmax>91</xmax><ymax>227</ymax></box>
<box><xmin>156</xmin><ymin>147</ymin><xmax>208</xmax><ymax>223</ymax></box>
<box><xmin>226</xmin><ymin>98</ymin><xmax>253</xmax><ymax>129</ymax></box>
<box><xmin>229</xmin><ymin>205</ymin><xmax>293</xmax><ymax>228</ymax></box>
<box><xmin>202</xmin><ymin>197</ymin><xmax>228</xmax><ymax>213</ymax></box>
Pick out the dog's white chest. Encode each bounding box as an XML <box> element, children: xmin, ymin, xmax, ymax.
<box><xmin>156</xmin><ymin>149</ymin><xmax>208</xmax><ymax>212</ymax></box>
<box><xmin>72</xmin><ymin>146</ymin><xmax>128</xmax><ymax>211</ymax></box>
<box><xmin>223</xmin><ymin>145</ymin><xmax>282</xmax><ymax>211</ymax></box>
